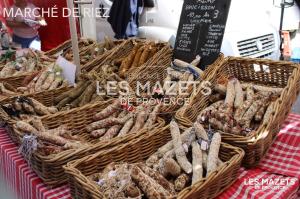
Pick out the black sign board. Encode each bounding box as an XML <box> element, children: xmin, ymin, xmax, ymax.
<box><xmin>174</xmin><ymin>0</ymin><xmax>232</xmax><ymax>69</ymax></box>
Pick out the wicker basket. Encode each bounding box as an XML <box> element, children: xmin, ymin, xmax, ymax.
<box><xmin>160</xmin><ymin>53</ymin><xmax>225</xmax><ymax>114</ymax></box>
<box><xmin>45</xmin><ymin>38</ymin><xmax>96</xmax><ymax>56</ymax></box>
<box><xmin>127</xmin><ymin>53</ymin><xmax>225</xmax><ymax>115</ymax></box>
<box><xmin>82</xmin><ymin>39</ymin><xmax>130</xmax><ymax>72</ymax></box>
<box><xmin>90</xmin><ymin>39</ymin><xmax>144</xmax><ymax>72</ymax></box>
<box><xmin>0</xmin><ymin>55</ymin><xmax>53</xmax><ymax>89</ymax></box>
<box><xmin>45</xmin><ymin>39</ymin><xmax>72</xmax><ymax>56</ymax></box>
<box><xmin>126</xmin><ymin>44</ymin><xmax>173</xmax><ymax>83</ymax></box>
<box><xmin>0</xmin><ymin>72</ymin><xmax>34</xmax><ymax>88</ymax></box>
<box><xmin>14</xmin><ymin>101</ymin><xmax>165</xmax><ymax>186</ymax></box>
<box><xmin>87</xmin><ymin>39</ymin><xmax>167</xmax><ymax>73</ymax></box>
<box><xmin>81</xmin><ymin>40</ymin><xmax>128</xmax><ymax>72</ymax></box>
<box><xmin>64</xmin><ymin>125</ymin><xmax>244</xmax><ymax>199</ymax></box>
<box><xmin>176</xmin><ymin>56</ymin><xmax>300</xmax><ymax>168</ymax></box>
<box><xmin>0</xmin><ymin>86</ymin><xmax>71</xmax><ymax>107</ymax></box>
<box><xmin>0</xmin><ymin>86</ymin><xmax>71</xmax><ymax>143</ymax></box>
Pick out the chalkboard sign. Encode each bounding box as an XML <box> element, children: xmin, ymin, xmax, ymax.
<box><xmin>174</xmin><ymin>0</ymin><xmax>232</xmax><ymax>69</ymax></box>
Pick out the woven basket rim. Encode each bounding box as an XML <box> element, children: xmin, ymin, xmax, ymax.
<box><xmin>0</xmin><ymin>71</ymin><xmax>35</xmax><ymax>81</ymax></box>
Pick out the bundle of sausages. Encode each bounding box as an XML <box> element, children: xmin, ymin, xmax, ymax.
<box><xmin>13</xmin><ymin>118</ymin><xmax>87</xmax><ymax>156</ymax></box>
<box><xmin>0</xmin><ymin>82</ymin><xmax>18</xmax><ymax>99</ymax></box>
<box><xmin>0</xmin><ymin>50</ymin><xmax>16</xmax><ymax>67</ymax></box>
<box><xmin>118</xmin><ymin>42</ymin><xmax>160</xmax><ymax>78</ymax></box>
<box><xmin>1</xmin><ymin>96</ymin><xmax>58</xmax><ymax>121</ymax></box>
<box><xmin>17</xmin><ymin>64</ymin><xmax>69</xmax><ymax>94</ymax></box>
<box><xmin>146</xmin><ymin>120</ymin><xmax>223</xmax><ymax>192</ymax></box>
<box><xmin>163</xmin><ymin>57</ymin><xmax>203</xmax><ymax>98</ymax></box>
<box><xmin>81</xmin><ymin>37</ymin><xmax>117</xmax><ymax>65</ymax></box>
<box><xmin>54</xmin><ymin>68</ymin><xmax>123</xmax><ymax>110</ymax></box>
<box><xmin>86</xmin><ymin>99</ymin><xmax>161</xmax><ymax>140</ymax></box>
<box><xmin>89</xmin><ymin>162</ymin><xmax>176</xmax><ymax>199</ymax></box>
<box><xmin>0</xmin><ymin>49</ymin><xmax>55</xmax><ymax>78</ymax></box>
<box><xmin>89</xmin><ymin>121</ymin><xmax>223</xmax><ymax>198</ymax></box>
<box><xmin>62</xmin><ymin>38</ymin><xmax>96</xmax><ymax>64</ymax></box>
<box><xmin>199</xmin><ymin>78</ymin><xmax>282</xmax><ymax>136</ymax></box>
<box><xmin>0</xmin><ymin>56</ymin><xmax>37</xmax><ymax>78</ymax></box>
<box><xmin>62</xmin><ymin>38</ymin><xmax>117</xmax><ymax>66</ymax></box>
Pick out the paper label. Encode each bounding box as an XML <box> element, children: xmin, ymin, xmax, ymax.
<box><xmin>200</xmin><ymin>140</ymin><xmax>209</xmax><ymax>151</ymax></box>
<box><xmin>18</xmin><ymin>134</ymin><xmax>38</xmax><ymax>161</ymax></box>
<box><xmin>197</xmin><ymin>138</ymin><xmax>209</xmax><ymax>151</ymax></box>
<box><xmin>56</xmin><ymin>56</ymin><xmax>76</xmax><ymax>85</ymax></box>
<box><xmin>253</xmin><ymin>64</ymin><xmax>261</xmax><ymax>72</ymax></box>
<box><xmin>108</xmin><ymin>170</ymin><xmax>117</xmax><ymax>178</ymax></box>
<box><xmin>97</xmin><ymin>179</ymin><xmax>105</xmax><ymax>186</ymax></box>
<box><xmin>183</xmin><ymin>143</ymin><xmax>189</xmax><ymax>153</ymax></box>
<box><xmin>262</xmin><ymin>65</ymin><xmax>270</xmax><ymax>73</ymax></box>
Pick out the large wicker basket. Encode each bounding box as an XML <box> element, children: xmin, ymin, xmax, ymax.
<box><xmin>127</xmin><ymin>53</ymin><xmax>225</xmax><ymax>115</ymax></box>
<box><xmin>81</xmin><ymin>40</ymin><xmax>124</xmax><ymax>71</ymax></box>
<box><xmin>86</xmin><ymin>39</ymin><xmax>167</xmax><ymax>73</ymax></box>
<box><xmin>176</xmin><ymin>56</ymin><xmax>300</xmax><ymax>168</ymax></box>
<box><xmin>82</xmin><ymin>40</ymin><xmax>127</xmax><ymax>72</ymax></box>
<box><xmin>14</xmin><ymin>101</ymin><xmax>165</xmax><ymax>186</ymax></box>
<box><xmin>64</xmin><ymin>125</ymin><xmax>244</xmax><ymax>199</ymax></box>
<box><xmin>0</xmin><ymin>86</ymin><xmax>71</xmax><ymax>143</ymax></box>
<box><xmin>81</xmin><ymin>39</ymin><xmax>129</xmax><ymax>72</ymax></box>
<box><xmin>0</xmin><ymin>57</ymin><xmax>54</xmax><ymax>90</ymax></box>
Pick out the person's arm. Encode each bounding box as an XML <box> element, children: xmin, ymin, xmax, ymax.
<box><xmin>5</xmin><ymin>19</ymin><xmax>28</xmax><ymax>28</ymax></box>
<box><xmin>5</xmin><ymin>6</ymin><xmax>29</xmax><ymax>29</ymax></box>
<box><xmin>31</xmin><ymin>4</ymin><xmax>44</xmax><ymax>28</ymax></box>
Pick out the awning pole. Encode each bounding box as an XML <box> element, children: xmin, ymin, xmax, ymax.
<box><xmin>66</xmin><ymin>0</ymin><xmax>81</xmax><ymax>77</ymax></box>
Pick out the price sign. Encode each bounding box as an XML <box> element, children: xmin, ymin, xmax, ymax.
<box><xmin>174</xmin><ymin>0</ymin><xmax>232</xmax><ymax>69</ymax></box>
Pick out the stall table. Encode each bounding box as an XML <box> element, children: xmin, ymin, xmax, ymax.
<box><xmin>0</xmin><ymin>114</ymin><xmax>300</xmax><ymax>199</ymax></box>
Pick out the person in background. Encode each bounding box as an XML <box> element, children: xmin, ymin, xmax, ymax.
<box><xmin>32</xmin><ymin>0</ymin><xmax>71</xmax><ymax>52</ymax></box>
<box><xmin>5</xmin><ymin>0</ymin><xmax>41</xmax><ymax>48</ymax></box>
<box><xmin>0</xmin><ymin>21</ymin><xmax>10</xmax><ymax>50</ymax></box>
<box><xmin>108</xmin><ymin>0</ymin><xmax>143</xmax><ymax>39</ymax></box>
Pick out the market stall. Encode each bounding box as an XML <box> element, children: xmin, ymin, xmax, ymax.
<box><xmin>0</xmin><ymin>32</ymin><xmax>299</xmax><ymax>199</ymax></box>
<box><xmin>0</xmin><ymin>114</ymin><xmax>299</xmax><ymax>199</ymax></box>
<box><xmin>0</xmin><ymin>46</ymin><xmax>299</xmax><ymax>198</ymax></box>
<box><xmin>0</xmin><ymin>0</ymin><xmax>300</xmax><ymax>198</ymax></box>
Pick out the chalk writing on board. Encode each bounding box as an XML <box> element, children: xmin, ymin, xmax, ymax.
<box><xmin>174</xmin><ymin>0</ymin><xmax>231</xmax><ymax>69</ymax></box>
